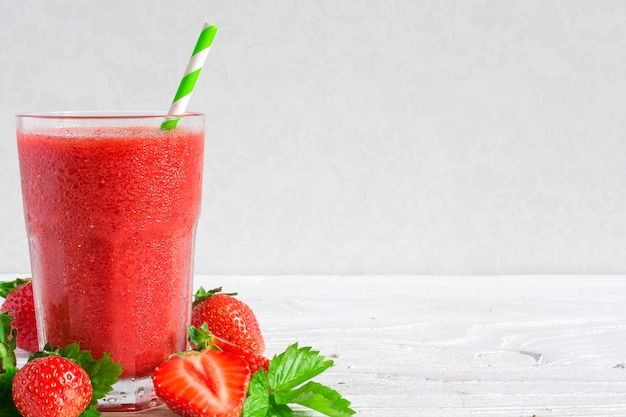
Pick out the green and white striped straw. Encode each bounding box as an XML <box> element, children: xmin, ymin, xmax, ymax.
<box><xmin>161</xmin><ymin>22</ymin><xmax>218</xmax><ymax>129</ymax></box>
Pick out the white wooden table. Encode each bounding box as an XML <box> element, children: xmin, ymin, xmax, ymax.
<box><xmin>11</xmin><ymin>275</ymin><xmax>626</xmax><ymax>416</ymax></box>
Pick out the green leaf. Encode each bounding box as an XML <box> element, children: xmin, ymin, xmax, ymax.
<box><xmin>245</xmin><ymin>343</ymin><xmax>354</xmax><ymax>417</ymax></box>
<box><xmin>269</xmin><ymin>343</ymin><xmax>334</xmax><ymax>392</ymax></box>
<box><xmin>243</xmin><ymin>369</ymin><xmax>271</xmax><ymax>417</ymax></box>
<box><xmin>0</xmin><ymin>278</ymin><xmax>31</xmax><ymax>299</ymax></box>
<box><xmin>0</xmin><ymin>312</ymin><xmax>17</xmax><ymax>370</ymax></box>
<box><xmin>0</xmin><ymin>314</ymin><xmax>21</xmax><ymax>417</ymax></box>
<box><xmin>268</xmin><ymin>397</ymin><xmax>294</xmax><ymax>417</ymax></box>
<box><xmin>79</xmin><ymin>406</ymin><xmax>102</xmax><ymax>417</ymax></box>
<box><xmin>81</xmin><ymin>351</ymin><xmax>122</xmax><ymax>401</ymax></box>
<box><xmin>275</xmin><ymin>381</ymin><xmax>355</xmax><ymax>417</ymax></box>
<box><xmin>0</xmin><ymin>367</ymin><xmax>20</xmax><ymax>417</ymax></box>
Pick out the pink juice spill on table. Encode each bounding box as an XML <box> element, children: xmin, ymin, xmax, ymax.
<box><xmin>17</xmin><ymin>126</ymin><xmax>203</xmax><ymax>378</ymax></box>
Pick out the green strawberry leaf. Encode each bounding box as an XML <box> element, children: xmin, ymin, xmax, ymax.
<box><xmin>275</xmin><ymin>381</ymin><xmax>355</xmax><ymax>417</ymax></box>
<box><xmin>30</xmin><ymin>343</ymin><xmax>122</xmax><ymax>417</ymax></box>
<box><xmin>0</xmin><ymin>367</ymin><xmax>20</xmax><ymax>417</ymax></box>
<box><xmin>0</xmin><ymin>313</ymin><xmax>19</xmax><ymax>417</ymax></box>
<box><xmin>0</xmin><ymin>312</ymin><xmax>17</xmax><ymax>370</ymax></box>
<box><xmin>269</xmin><ymin>344</ymin><xmax>334</xmax><ymax>392</ymax></box>
<box><xmin>269</xmin><ymin>397</ymin><xmax>294</xmax><ymax>416</ymax></box>
<box><xmin>80</xmin><ymin>351</ymin><xmax>122</xmax><ymax>402</ymax></box>
<box><xmin>242</xmin><ymin>368</ymin><xmax>271</xmax><ymax>416</ymax></box>
<box><xmin>80</xmin><ymin>408</ymin><xmax>102</xmax><ymax>417</ymax></box>
<box><xmin>0</xmin><ymin>278</ymin><xmax>31</xmax><ymax>299</ymax></box>
<box><xmin>243</xmin><ymin>343</ymin><xmax>355</xmax><ymax>417</ymax></box>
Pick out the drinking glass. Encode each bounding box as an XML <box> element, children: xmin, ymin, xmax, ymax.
<box><xmin>16</xmin><ymin>111</ymin><xmax>204</xmax><ymax>411</ymax></box>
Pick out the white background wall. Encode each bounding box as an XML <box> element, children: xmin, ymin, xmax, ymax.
<box><xmin>1</xmin><ymin>0</ymin><xmax>626</xmax><ymax>275</ymax></box>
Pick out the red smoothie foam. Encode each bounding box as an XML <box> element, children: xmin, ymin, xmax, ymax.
<box><xmin>18</xmin><ymin>126</ymin><xmax>203</xmax><ymax>378</ymax></box>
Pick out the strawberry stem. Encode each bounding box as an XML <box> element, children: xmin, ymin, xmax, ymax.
<box><xmin>192</xmin><ymin>286</ymin><xmax>238</xmax><ymax>307</ymax></box>
<box><xmin>187</xmin><ymin>324</ymin><xmax>222</xmax><ymax>352</ymax></box>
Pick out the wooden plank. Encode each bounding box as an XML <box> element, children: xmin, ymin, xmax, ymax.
<box><xmin>6</xmin><ymin>274</ymin><xmax>625</xmax><ymax>416</ymax></box>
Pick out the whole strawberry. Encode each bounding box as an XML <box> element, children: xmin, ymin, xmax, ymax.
<box><xmin>191</xmin><ymin>287</ymin><xmax>265</xmax><ymax>355</ymax></box>
<box><xmin>12</xmin><ymin>356</ymin><xmax>93</xmax><ymax>417</ymax></box>
<box><xmin>153</xmin><ymin>349</ymin><xmax>251</xmax><ymax>417</ymax></box>
<box><xmin>0</xmin><ymin>278</ymin><xmax>38</xmax><ymax>352</ymax></box>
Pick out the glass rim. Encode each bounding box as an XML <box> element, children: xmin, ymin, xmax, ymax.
<box><xmin>16</xmin><ymin>111</ymin><xmax>204</xmax><ymax>120</ymax></box>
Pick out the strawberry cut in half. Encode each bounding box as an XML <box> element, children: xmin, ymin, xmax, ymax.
<box><xmin>152</xmin><ymin>349</ymin><xmax>251</xmax><ymax>417</ymax></box>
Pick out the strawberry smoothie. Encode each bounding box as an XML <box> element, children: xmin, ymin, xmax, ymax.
<box><xmin>17</xmin><ymin>112</ymin><xmax>204</xmax><ymax>410</ymax></box>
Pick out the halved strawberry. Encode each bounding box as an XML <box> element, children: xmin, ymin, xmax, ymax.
<box><xmin>191</xmin><ymin>287</ymin><xmax>265</xmax><ymax>355</ymax></box>
<box><xmin>152</xmin><ymin>349</ymin><xmax>251</xmax><ymax>417</ymax></box>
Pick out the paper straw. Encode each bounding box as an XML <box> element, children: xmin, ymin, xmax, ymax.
<box><xmin>161</xmin><ymin>22</ymin><xmax>218</xmax><ymax>129</ymax></box>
